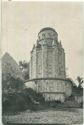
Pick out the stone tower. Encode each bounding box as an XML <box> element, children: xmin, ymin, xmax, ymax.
<box><xmin>29</xmin><ymin>27</ymin><xmax>72</xmax><ymax>102</ymax></box>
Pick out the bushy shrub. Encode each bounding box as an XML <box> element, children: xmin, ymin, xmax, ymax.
<box><xmin>2</xmin><ymin>75</ymin><xmax>25</xmax><ymax>113</ymax></box>
<box><xmin>2</xmin><ymin>87</ymin><xmax>45</xmax><ymax>114</ymax></box>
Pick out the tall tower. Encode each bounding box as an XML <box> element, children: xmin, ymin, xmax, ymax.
<box><xmin>29</xmin><ymin>27</ymin><xmax>72</xmax><ymax>102</ymax></box>
<box><xmin>30</xmin><ymin>27</ymin><xmax>66</xmax><ymax>79</ymax></box>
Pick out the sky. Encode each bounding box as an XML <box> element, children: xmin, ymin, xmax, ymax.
<box><xmin>2</xmin><ymin>1</ymin><xmax>84</xmax><ymax>80</ymax></box>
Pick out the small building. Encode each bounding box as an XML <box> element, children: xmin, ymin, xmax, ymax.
<box><xmin>28</xmin><ymin>27</ymin><xmax>72</xmax><ymax>102</ymax></box>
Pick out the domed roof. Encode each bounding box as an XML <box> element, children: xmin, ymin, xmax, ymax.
<box><xmin>39</xmin><ymin>27</ymin><xmax>57</xmax><ymax>34</ymax></box>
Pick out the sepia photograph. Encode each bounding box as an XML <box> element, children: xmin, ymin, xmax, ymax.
<box><xmin>1</xmin><ymin>1</ymin><xmax>84</xmax><ymax>124</ymax></box>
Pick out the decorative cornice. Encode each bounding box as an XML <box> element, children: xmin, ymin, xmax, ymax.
<box><xmin>24</xmin><ymin>77</ymin><xmax>72</xmax><ymax>84</ymax></box>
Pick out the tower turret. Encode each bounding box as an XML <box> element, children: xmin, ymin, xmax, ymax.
<box><xmin>37</xmin><ymin>27</ymin><xmax>58</xmax><ymax>46</ymax></box>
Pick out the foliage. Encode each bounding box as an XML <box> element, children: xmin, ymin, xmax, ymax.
<box><xmin>2</xmin><ymin>75</ymin><xmax>25</xmax><ymax>113</ymax></box>
<box><xmin>2</xmin><ymin>88</ymin><xmax>45</xmax><ymax>114</ymax></box>
<box><xmin>19</xmin><ymin>61</ymin><xmax>29</xmax><ymax>69</ymax></box>
<box><xmin>19</xmin><ymin>60</ymin><xmax>29</xmax><ymax>80</ymax></box>
<box><xmin>77</xmin><ymin>76</ymin><xmax>83</xmax><ymax>87</ymax></box>
<box><xmin>2</xmin><ymin>53</ymin><xmax>25</xmax><ymax>113</ymax></box>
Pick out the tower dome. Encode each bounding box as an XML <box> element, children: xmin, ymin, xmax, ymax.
<box><xmin>39</xmin><ymin>27</ymin><xmax>57</xmax><ymax>34</ymax></box>
<box><xmin>38</xmin><ymin>27</ymin><xmax>58</xmax><ymax>44</ymax></box>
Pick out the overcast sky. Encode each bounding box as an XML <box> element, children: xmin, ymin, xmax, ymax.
<box><xmin>2</xmin><ymin>1</ymin><xmax>84</xmax><ymax>80</ymax></box>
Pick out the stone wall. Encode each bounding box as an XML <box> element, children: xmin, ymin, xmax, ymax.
<box><xmin>36</xmin><ymin>80</ymin><xmax>66</xmax><ymax>93</ymax></box>
<box><xmin>47</xmin><ymin>47</ymin><xmax>53</xmax><ymax>77</ymax></box>
<box><xmin>36</xmin><ymin>47</ymin><xmax>42</xmax><ymax>78</ymax></box>
<box><xmin>35</xmin><ymin>79</ymin><xmax>72</xmax><ymax>101</ymax></box>
<box><xmin>43</xmin><ymin>93</ymin><xmax>65</xmax><ymax>102</ymax></box>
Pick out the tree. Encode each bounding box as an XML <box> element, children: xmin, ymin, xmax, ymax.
<box><xmin>2</xmin><ymin>53</ymin><xmax>25</xmax><ymax>113</ymax></box>
<box><xmin>77</xmin><ymin>76</ymin><xmax>83</xmax><ymax>87</ymax></box>
<box><xmin>19</xmin><ymin>60</ymin><xmax>29</xmax><ymax>80</ymax></box>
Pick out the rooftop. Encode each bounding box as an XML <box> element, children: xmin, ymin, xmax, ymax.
<box><xmin>39</xmin><ymin>27</ymin><xmax>57</xmax><ymax>34</ymax></box>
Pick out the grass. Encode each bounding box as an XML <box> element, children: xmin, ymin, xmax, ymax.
<box><xmin>2</xmin><ymin>108</ymin><xmax>83</xmax><ymax>124</ymax></box>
